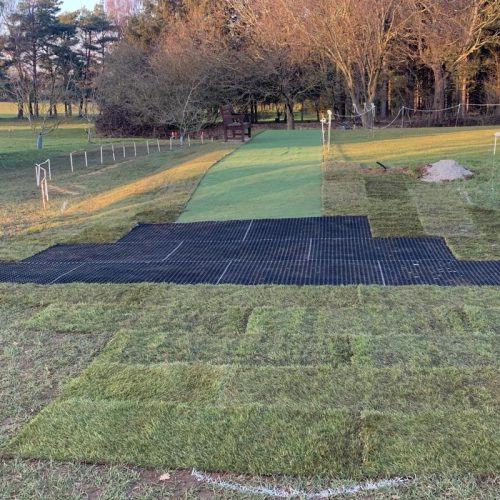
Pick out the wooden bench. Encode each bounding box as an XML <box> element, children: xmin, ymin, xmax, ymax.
<box><xmin>220</xmin><ymin>105</ymin><xmax>251</xmax><ymax>142</ymax></box>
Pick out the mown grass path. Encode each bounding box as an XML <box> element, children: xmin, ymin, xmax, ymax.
<box><xmin>179</xmin><ymin>130</ymin><xmax>323</xmax><ymax>221</ymax></box>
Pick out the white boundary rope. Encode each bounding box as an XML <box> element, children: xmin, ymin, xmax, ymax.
<box><xmin>191</xmin><ymin>469</ymin><xmax>414</xmax><ymax>498</ymax></box>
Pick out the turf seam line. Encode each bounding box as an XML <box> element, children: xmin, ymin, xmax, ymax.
<box><xmin>377</xmin><ymin>260</ymin><xmax>386</xmax><ymax>286</ymax></box>
<box><xmin>242</xmin><ymin>220</ymin><xmax>253</xmax><ymax>241</ymax></box>
<box><xmin>47</xmin><ymin>263</ymin><xmax>86</xmax><ymax>284</ymax></box>
<box><xmin>216</xmin><ymin>259</ymin><xmax>233</xmax><ymax>284</ymax></box>
<box><xmin>191</xmin><ymin>469</ymin><xmax>414</xmax><ymax>499</ymax></box>
<box><xmin>307</xmin><ymin>238</ymin><xmax>313</xmax><ymax>260</ymax></box>
<box><xmin>161</xmin><ymin>241</ymin><xmax>184</xmax><ymax>262</ymax></box>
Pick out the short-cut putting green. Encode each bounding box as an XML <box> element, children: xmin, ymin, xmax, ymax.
<box><xmin>178</xmin><ymin>130</ymin><xmax>323</xmax><ymax>221</ymax></box>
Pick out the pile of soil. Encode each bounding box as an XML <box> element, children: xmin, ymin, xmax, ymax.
<box><xmin>421</xmin><ymin>159</ymin><xmax>473</xmax><ymax>182</ymax></box>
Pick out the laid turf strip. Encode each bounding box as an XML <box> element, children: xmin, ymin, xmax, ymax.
<box><xmin>5</xmin><ymin>284</ymin><xmax>499</xmax><ymax>477</ymax></box>
<box><xmin>178</xmin><ymin>130</ymin><xmax>322</xmax><ymax>221</ymax></box>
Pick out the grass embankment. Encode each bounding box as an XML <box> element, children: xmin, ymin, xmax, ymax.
<box><xmin>0</xmin><ymin>120</ymin><xmax>235</xmax><ymax>260</ymax></box>
<box><xmin>179</xmin><ymin>130</ymin><xmax>322</xmax><ymax>221</ymax></box>
<box><xmin>323</xmin><ymin>126</ymin><xmax>500</xmax><ymax>259</ymax></box>
<box><xmin>2</xmin><ymin>284</ymin><xmax>499</xmax><ymax>481</ymax></box>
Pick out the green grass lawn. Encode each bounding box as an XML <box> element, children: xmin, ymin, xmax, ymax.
<box><xmin>323</xmin><ymin>126</ymin><xmax>499</xmax><ymax>259</ymax></box>
<box><xmin>0</xmin><ymin>119</ymin><xmax>235</xmax><ymax>261</ymax></box>
<box><xmin>1</xmin><ymin>125</ymin><xmax>499</xmax><ymax>497</ymax></box>
<box><xmin>179</xmin><ymin>130</ymin><xmax>322</xmax><ymax>221</ymax></box>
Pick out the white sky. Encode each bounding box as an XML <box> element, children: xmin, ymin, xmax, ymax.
<box><xmin>60</xmin><ymin>0</ymin><xmax>99</xmax><ymax>13</ymax></box>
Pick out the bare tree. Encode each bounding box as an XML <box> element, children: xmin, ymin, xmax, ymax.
<box><xmin>410</xmin><ymin>0</ymin><xmax>500</xmax><ymax>121</ymax></box>
<box><xmin>233</xmin><ymin>0</ymin><xmax>322</xmax><ymax>130</ymax></box>
<box><xmin>306</xmin><ymin>0</ymin><xmax>411</xmax><ymax>127</ymax></box>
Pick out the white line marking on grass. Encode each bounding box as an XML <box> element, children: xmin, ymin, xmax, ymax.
<box><xmin>216</xmin><ymin>260</ymin><xmax>233</xmax><ymax>284</ymax></box>
<box><xmin>191</xmin><ymin>469</ymin><xmax>413</xmax><ymax>498</ymax></box>
<box><xmin>48</xmin><ymin>263</ymin><xmax>85</xmax><ymax>284</ymax></box>
<box><xmin>243</xmin><ymin>220</ymin><xmax>253</xmax><ymax>241</ymax></box>
<box><xmin>377</xmin><ymin>260</ymin><xmax>386</xmax><ymax>286</ymax></box>
<box><xmin>161</xmin><ymin>241</ymin><xmax>184</xmax><ymax>261</ymax></box>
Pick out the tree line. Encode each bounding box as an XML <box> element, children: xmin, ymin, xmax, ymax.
<box><xmin>0</xmin><ymin>0</ymin><xmax>117</xmax><ymax>122</ymax></box>
<box><xmin>1</xmin><ymin>0</ymin><xmax>499</xmax><ymax>137</ymax></box>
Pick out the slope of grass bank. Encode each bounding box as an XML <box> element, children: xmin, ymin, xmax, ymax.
<box><xmin>1</xmin><ymin>124</ymin><xmax>235</xmax><ymax>261</ymax></box>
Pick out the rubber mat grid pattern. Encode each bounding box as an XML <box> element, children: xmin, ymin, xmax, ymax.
<box><xmin>1</xmin><ymin>216</ymin><xmax>498</xmax><ymax>286</ymax></box>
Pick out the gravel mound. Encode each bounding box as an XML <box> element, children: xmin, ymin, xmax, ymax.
<box><xmin>422</xmin><ymin>159</ymin><xmax>473</xmax><ymax>182</ymax></box>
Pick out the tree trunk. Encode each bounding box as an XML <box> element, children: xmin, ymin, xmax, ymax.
<box><xmin>379</xmin><ymin>76</ymin><xmax>388</xmax><ymax>121</ymax></box>
<box><xmin>17</xmin><ymin>101</ymin><xmax>24</xmax><ymax>119</ymax></box>
<box><xmin>431</xmin><ymin>64</ymin><xmax>446</xmax><ymax>123</ymax></box>
<box><xmin>459</xmin><ymin>75</ymin><xmax>468</xmax><ymax>117</ymax></box>
<box><xmin>285</xmin><ymin>100</ymin><xmax>295</xmax><ymax>130</ymax></box>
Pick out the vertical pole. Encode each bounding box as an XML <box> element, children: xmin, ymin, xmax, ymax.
<box><xmin>41</xmin><ymin>181</ymin><xmax>46</xmax><ymax>209</ymax></box>
<box><xmin>188</xmin><ymin>134</ymin><xmax>191</xmax><ymax>147</ymax></box>
<box><xmin>170</xmin><ymin>137</ymin><xmax>173</xmax><ymax>151</ymax></box>
<box><xmin>134</xmin><ymin>142</ymin><xmax>137</xmax><ymax>157</ymax></box>
<box><xmin>327</xmin><ymin>110</ymin><xmax>332</xmax><ymax>152</ymax></box>
<box><xmin>100</xmin><ymin>145</ymin><xmax>103</xmax><ymax>165</ymax></box>
<box><xmin>84</xmin><ymin>151</ymin><xmax>88</xmax><ymax>167</ymax></box>
<box><xmin>123</xmin><ymin>144</ymin><xmax>126</xmax><ymax>158</ymax></box>
<box><xmin>320</xmin><ymin>118</ymin><xmax>326</xmax><ymax>146</ymax></box>
<box><xmin>35</xmin><ymin>165</ymin><xmax>40</xmax><ymax>186</ymax></box>
<box><xmin>201</xmin><ymin>131</ymin><xmax>204</xmax><ymax>144</ymax></box>
<box><xmin>146</xmin><ymin>140</ymin><xmax>150</xmax><ymax>155</ymax></box>
<box><xmin>401</xmin><ymin>106</ymin><xmax>405</xmax><ymax>128</ymax></box>
<box><xmin>112</xmin><ymin>144</ymin><xmax>116</xmax><ymax>161</ymax></box>
<box><xmin>47</xmin><ymin>159</ymin><xmax>51</xmax><ymax>180</ymax></box>
<box><xmin>157</xmin><ymin>138</ymin><xmax>161</xmax><ymax>152</ymax></box>
<box><xmin>70</xmin><ymin>152</ymin><xmax>74</xmax><ymax>172</ymax></box>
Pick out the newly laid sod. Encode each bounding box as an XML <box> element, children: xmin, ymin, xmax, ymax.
<box><xmin>179</xmin><ymin>130</ymin><xmax>323</xmax><ymax>221</ymax></box>
<box><xmin>323</xmin><ymin>126</ymin><xmax>499</xmax><ymax>259</ymax></box>
<box><xmin>2</xmin><ymin>284</ymin><xmax>499</xmax><ymax>479</ymax></box>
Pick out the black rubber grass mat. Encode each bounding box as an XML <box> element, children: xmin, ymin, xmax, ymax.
<box><xmin>118</xmin><ymin>219</ymin><xmax>250</xmax><ymax>243</ymax></box>
<box><xmin>311</xmin><ymin>237</ymin><xmax>455</xmax><ymax>261</ymax></box>
<box><xmin>219</xmin><ymin>259</ymin><xmax>384</xmax><ymax>286</ymax></box>
<box><xmin>1</xmin><ymin>216</ymin><xmax>499</xmax><ymax>286</ymax></box>
<box><xmin>53</xmin><ymin>261</ymin><xmax>229</xmax><ymax>284</ymax></box>
<box><xmin>0</xmin><ymin>262</ymin><xmax>84</xmax><ymax>284</ymax></box>
<box><xmin>23</xmin><ymin>241</ymin><xmax>183</xmax><ymax>263</ymax></box>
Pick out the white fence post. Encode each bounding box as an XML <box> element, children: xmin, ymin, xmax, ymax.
<box><xmin>84</xmin><ymin>151</ymin><xmax>88</xmax><ymax>167</ymax></box>
<box><xmin>327</xmin><ymin>110</ymin><xmax>332</xmax><ymax>152</ymax></box>
<box><xmin>100</xmin><ymin>145</ymin><xmax>104</xmax><ymax>164</ymax></box>
<box><xmin>134</xmin><ymin>142</ymin><xmax>137</xmax><ymax>157</ymax></box>
<box><xmin>47</xmin><ymin>159</ymin><xmax>51</xmax><ymax>180</ymax></box>
<box><xmin>35</xmin><ymin>164</ymin><xmax>40</xmax><ymax>186</ymax></box>
<box><xmin>70</xmin><ymin>152</ymin><xmax>74</xmax><ymax>172</ymax></box>
<box><xmin>157</xmin><ymin>138</ymin><xmax>161</xmax><ymax>152</ymax></box>
<box><xmin>188</xmin><ymin>134</ymin><xmax>191</xmax><ymax>147</ymax></box>
<box><xmin>123</xmin><ymin>144</ymin><xmax>126</xmax><ymax>158</ymax></box>
<box><xmin>146</xmin><ymin>140</ymin><xmax>150</xmax><ymax>155</ymax></box>
<box><xmin>320</xmin><ymin>118</ymin><xmax>326</xmax><ymax>146</ymax></box>
<box><xmin>201</xmin><ymin>131</ymin><xmax>204</xmax><ymax>144</ymax></box>
<box><xmin>112</xmin><ymin>144</ymin><xmax>116</xmax><ymax>161</ymax></box>
<box><xmin>170</xmin><ymin>137</ymin><xmax>173</xmax><ymax>150</ymax></box>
